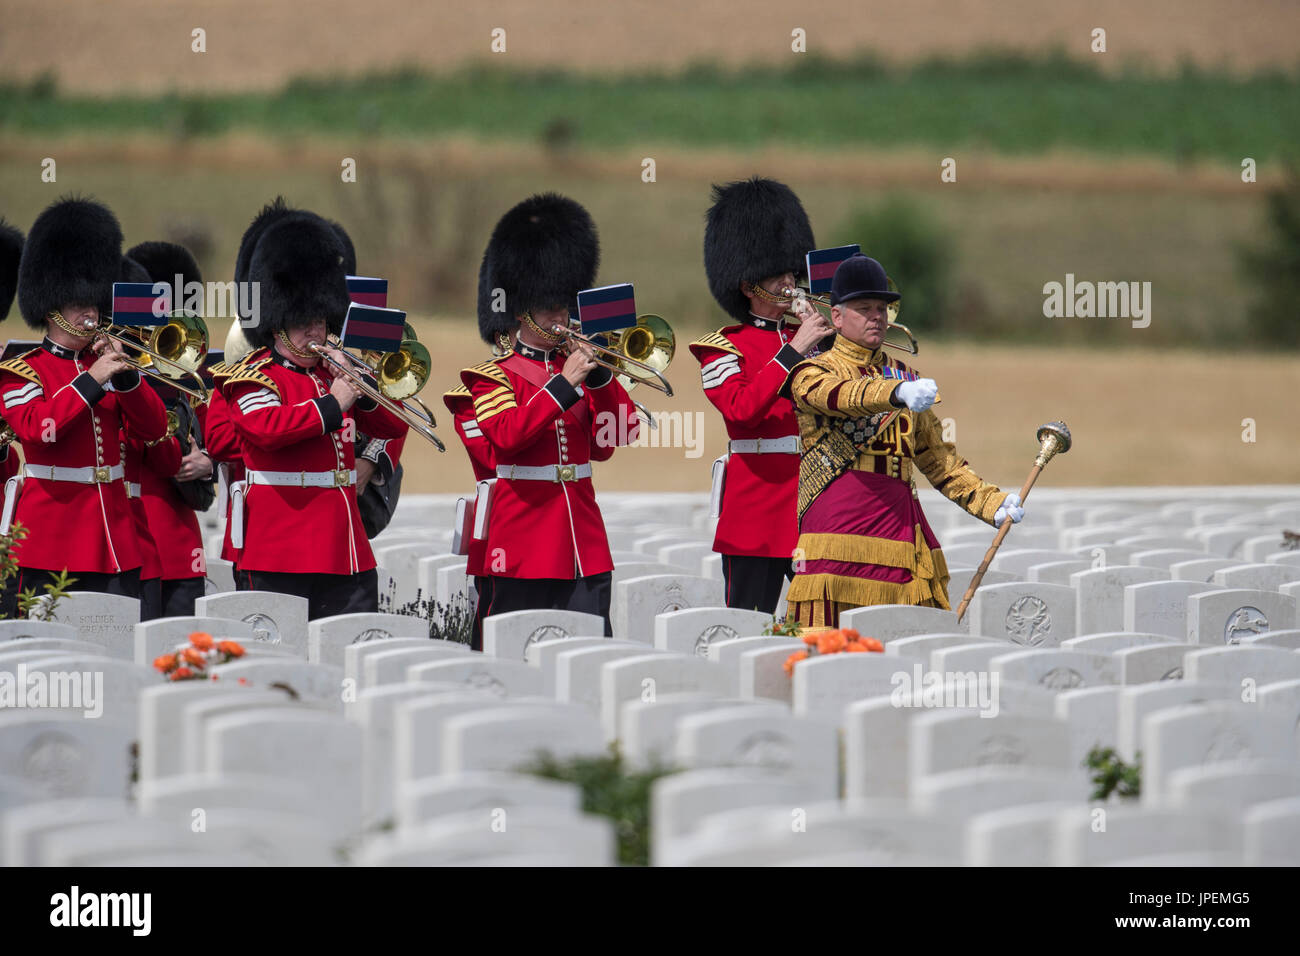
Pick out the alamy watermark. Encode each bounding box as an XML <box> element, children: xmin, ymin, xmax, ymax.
<box><xmin>1042</xmin><ymin>273</ymin><xmax>1151</xmax><ymax>328</ymax></box>
<box><xmin>889</xmin><ymin>664</ymin><xmax>1000</xmax><ymax>718</ymax></box>
<box><xmin>594</xmin><ymin>409</ymin><xmax>705</xmax><ymax>458</ymax></box>
<box><xmin>0</xmin><ymin>664</ymin><xmax>103</xmax><ymax>718</ymax></box>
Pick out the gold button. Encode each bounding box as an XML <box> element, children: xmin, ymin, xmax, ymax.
<box><xmin>93</xmin><ymin>466</ymin><xmax>110</xmax><ymax>483</ymax></box>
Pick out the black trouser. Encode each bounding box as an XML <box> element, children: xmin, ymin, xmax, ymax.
<box><xmin>140</xmin><ymin>577</ymin><xmax>162</xmax><ymax>622</ymax></box>
<box><xmin>241</xmin><ymin>568</ymin><xmax>378</xmax><ymax>620</ymax></box>
<box><xmin>161</xmin><ymin>577</ymin><xmax>205</xmax><ymax>619</ymax></box>
<box><xmin>721</xmin><ymin>554</ymin><xmax>793</xmax><ymax>616</ymax></box>
<box><xmin>2</xmin><ymin>567</ymin><xmax>142</xmax><ymax>619</ymax></box>
<box><xmin>480</xmin><ymin>571</ymin><xmax>613</xmax><ymax>647</ymax></box>
<box><xmin>470</xmin><ymin>575</ymin><xmax>496</xmax><ymax>652</ymax></box>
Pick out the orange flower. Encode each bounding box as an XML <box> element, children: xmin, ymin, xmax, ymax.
<box><xmin>782</xmin><ymin>649</ymin><xmax>809</xmax><ymax>677</ymax></box>
<box><xmin>842</xmin><ymin>628</ymin><xmax>861</xmax><ymax>641</ymax></box>
<box><xmin>153</xmin><ymin>653</ymin><xmax>178</xmax><ymax>672</ymax></box>
<box><xmin>189</xmin><ymin>632</ymin><xmax>214</xmax><ymax>650</ymax></box>
<box><xmin>817</xmin><ymin>630</ymin><xmax>847</xmax><ymax>655</ymax></box>
<box><xmin>181</xmin><ymin>647</ymin><xmax>206</xmax><ymax>666</ymax></box>
<box><xmin>217</xmin><ymin>640</ymin><xmax>245</xmax><ymax>658</ymax></box>
<box><xmin>170</xmin><ymin>666</ymin><xmax>194</xmax><ymax>681</ymax></box>
<box><xmin>801</xmin><ymin>632</ymin><xmax>820</xmax><ymax>646</ymax></box>
<box><xmin>862</xmin><ymin>637</ymin><xmax>884</xmax><ymax>653</ymax></box>
<box><xmin>843</xmin><ymin>642</ymin><xmax>869</xmax><ymax>652</ymax></box>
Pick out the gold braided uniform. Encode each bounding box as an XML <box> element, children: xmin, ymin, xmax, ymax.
<box><xmin>783</xmin><ymin>335</ymin><xmax>1009</xmax><ymax>627</ymax></box>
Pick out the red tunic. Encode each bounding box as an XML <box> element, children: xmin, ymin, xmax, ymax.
<box><xmin>0</xmin><ymin>340</ymin><xmax>168</xmax><ymax>573</ymax></box>
<box><xmin>121</xmin><ymin>432</ymin><xmax>162</xmax><ymax>579</ymax></box>
<box><xmin>223</xmin><ymin>348</ymin><xmax>407</xmax><ymax>575</ymax></box>
<box><xmin>0</xmin><ymin>446</ymin><xmax>20</xmax><ymax>485</ymax></box>
<box><xmin>443</xmin><ymin>384</ymin><xmax>497</xmax><ymax>578</ymax></box>
<box><xmin>136</xmin><ymin>413</ymin><xmax>205</xmax><ymax>581</ymax></box>
<box><xmin>461</xmin><ymin>343</ymin><xmax>639</xmax><ymax>580</ymax></box>
<box><xmin>202</xmin><ymin>380</ymin><xmax>245</xmax><ymax>567</ymax></box>
<box><xmin>689</xmin><ymin>316</ymin><xmax>805</xmax><ymax>559</ymax></box>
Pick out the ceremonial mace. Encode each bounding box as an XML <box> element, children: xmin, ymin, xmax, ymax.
<box><xmin>954</xmin><ymin>421</ymin><xmax>1073</xmax><ymax>624</ymax></box>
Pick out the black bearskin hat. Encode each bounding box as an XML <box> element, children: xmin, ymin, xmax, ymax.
<box><xmin>234</xmin><ymin>197</ymin><xmax>350</xmax><ymax>349</ymax></box>
<box><xmin>126</xmin><ymin>240</ymin><xmax>203</xmax><ymax>294</ymax></box>
<box><xmin>476</xmin><ymin>193</ymin><xmax>599</xmax><ymax>345</ymax></box>
<box><xmin>703</xmin><ymin>176</ymin><xmax>815</xmax><ymax>322</ymax></box>
<box><xmin>17</xmin><ymin>197</ymin><xmax>124</xmax><ymax>330</ymax></box>
<box><xmin>0</xmin><ymin>219</ymin><xmax>22</xmax><ymax>321</ymax></box>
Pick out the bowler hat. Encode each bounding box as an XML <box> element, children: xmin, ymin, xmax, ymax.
<box><xmin>830</xmin><ymin>254</ymin><xmax>899</xmax><ymax>307</ymax></box>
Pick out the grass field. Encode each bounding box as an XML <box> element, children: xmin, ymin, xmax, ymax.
<box><xmin>4</xmin><ymin>56</ymin><xmax>1298</xmax><ymax>165</ymax></box>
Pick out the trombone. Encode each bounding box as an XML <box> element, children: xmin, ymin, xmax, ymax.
<box><xmin>780</xmin><ymin>282</ymin><xmax>919</xmax><ymax>355</ymax></box>
<box><xmin>308</xmin><ymin>336</ymin><xmax>446</xmax><ymax>452</ymax></box>
<box><xmin>94</xmin><ymin>311</ymin><xmax>211</xmax><ymax>401</ymax></box>
<box><xmin>550</xmin><ymin>313</ymin><xmax>675</xmax><ymax>397</ymax></box>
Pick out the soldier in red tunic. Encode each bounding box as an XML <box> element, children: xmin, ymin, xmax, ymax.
<box><xmin>221</xmin><ymin>202</ymin><xmax>407</xmax><ymax>618</ymax></box>
<box><xmin>691</xmin><ymin>177</ymin><xmax>833</xmax><ymax>615</ymax></box>
<box><xmin>0</xmin><ymin>198</ymin><xmax>168</xmax><ymax>612</ymax></box>
<box><xmin>460</xmin><ymin>194</ymin><xmax>639</xmax><ymax>635</ymax></box>
<box><xmin>126</xmin><ymin>241</ymin><xmax>214</xmax><ymax>618</ymax></box>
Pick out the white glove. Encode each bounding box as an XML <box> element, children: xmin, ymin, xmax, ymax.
<box><xmin>895</xmin><ymin>378</ymin><xmax>938</xmax><ymax>412</ymax></box>
<box><xmin>995</xmin><ymin>492</ymin><xmax>1024</xmax><ymax>525</ymax></box>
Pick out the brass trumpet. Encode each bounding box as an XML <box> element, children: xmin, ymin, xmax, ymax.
<box><xmin>94</xmin><ymin>311</ymin><xmax>210</xmax><ymax>401</ymax></box>
<box><xmin>551</xmin><ymin>313</ymin><xmax>675</xmax><ymax>396</ymax></box>
<box><xmin>309</xmin><ymin>339</ymin><xmax>446</xmax><ymax>452</ymax></box>
<box><xmin>780</xmin><ymin>283</ymin><xmax>919</xmax><ymax>355</ymax></box>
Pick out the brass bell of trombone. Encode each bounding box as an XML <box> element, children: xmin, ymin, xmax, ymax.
<box><xmin>97</xmin><ymin>310</ymin><xmax>210</xmax><ymax>401</ymax></box>
<box><xmin>603</xmin><ymin>314</ymin><xmax>674</xmax><ymax>394</ymax></box>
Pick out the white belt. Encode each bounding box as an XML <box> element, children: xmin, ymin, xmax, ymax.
<box><xmin>126</xmin><ymin>482</ymin><xmax>142</xmax><ymax>499</ymax></box>
<box><xmin>728</xmin><ymin>436</ymin><xmax>801</xmax><ymax>454</ymax></box>
<box><xmin>247</xmin><ymin>468</ymin><xmax>357</xmax><ymax>488</ymax></box>
<box><xmin>24</xmin><ymin>463</ymin><xmax>124</xmax><ymax>484</ymax></box>
<box><xmin>496</xmin><ymin>463</ymin><xmax>592</xmax><ymax>483</ymax></box>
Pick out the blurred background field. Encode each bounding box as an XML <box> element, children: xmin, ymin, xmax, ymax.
<box><xmin>1</xmin><ymin>0</ymin><xmax>1297</xmax><ymax>491</ymax></box>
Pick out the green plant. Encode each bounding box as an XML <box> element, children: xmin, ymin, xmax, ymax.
<box><xmin>18</xmin><ymin>569</ymin><xmax>77</xmax><ymax>621</ymax></box>
<box><xmin>1086</xmin><ymin>746</ymin><xmax>1141</xmax><ymax>801</ymax></box>
<box><xmin>762</xmin><ymin>616</ymin><xmax>803</xmax><ymax>637</ymax></box>
<box><xmin>1238</xmin><ymin>164</ymin><xmax>1300</xmax><ymax>349</ymax></box>
<box><xmin>833</xmin><ymin>197</ymin><xmax>956</xmax><ymax>335</ymax></box>
<box><xmin>391</xmin><ymin>592</ymin><xmax>474</xmax><ymax>644</ymax></box>
<box><xmin>524</xmin><ymin>748</ymin><xmax>676</xmax><ymax>866</ymax></box>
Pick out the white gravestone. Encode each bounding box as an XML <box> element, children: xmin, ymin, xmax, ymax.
<box><xmin>1242</xmin><ymin>797</ymin><xmax>1300</xmax><ymax>865</ymax></box>
<box><xmin>620</xmin><ymin>694</ymin><xmax>784</xmax><ymax>771</ymax></box>
<box><xmin>1115</xmin><ymin>681</ymin><xmax>1234</xmax><ymax>762</ymax></box>
<box><xmin>967</xmin><ymin>582</ymin><xmax>1075</xmax><ymax>646</ymax></box>
<box><xmin>653</xmin><ymin>607</ymin><xmax>769</xmax><ymax>658</ymax></box>
<box><xmin>361</xmin><ymin>645</ymin><xmax>477</xmax><ymax>690</ymax></box>
<box><xmin>195</xmin><ymin>591</ymin><xmax>310</xmax><ymax>657</ymax></box>
<box><xmin>1141</xmin><ymin>701</ymin><xmax>1292</xmax><ymax>804</ymax></box>
<box><xmin>308</xmin><ymin>613</ymin><xmax>435</xmax><ymax>666</ymax></box>
<box><xmin>391</xmin><ymin>689</ymin><xmax>530</xmax><ymax>786</ymax></box>
<box><xmin>838</xmin><ymin>604</ymin><xmax>968</xmax><ymax>640</ymax></box>
<box><xmin>179</xmin><ymin>690</ymin><xmax>302</xmax><ymax>774</ymax></box>
<box><xmin>482</xmin><ymin>609</ymin><xmax>606</xmax><ymax>661</ymax></box>
<box><xmin>204</xmin><ymin>708</ymin><xmax>363</xmax><ymax>833</ymax></box>
<box><xmin>1169</xmin><ymin>558</ymin><xmax>1239</xmax><ymax>583</ymax></box>
<box><xmin>1161</xmin><ymin>759</ymin><xmax>1300</xmax><ymax>813</ymax></box>
<box><xmin>527</xmin><ymin>637</ymin><xmax>634</xmax><ymax>696</ymax></box>
<box><xmin>343</xmin><ymin>637</ymin><xmax>469</xmax><ymax>684</ymax></box>
<box><xmin>216</xmin><ymin>660</ymin><xmax>345</xmax><ymax>711</ymax></box>
<box><xmin>1070</xmin><ymin>566</ymin><xmax>1168</xmax><ymax>636</ymax></box>
<box><xmin>43</xmin><ymin>592</ymin><xmax>140</xmax><ymax>660</ymax></box>
<box><xmin>1123</xmin><ymin>580</ymin><xmax>1223</xmax><ymax>640</ymax></box>
<box><xmin>989</xmin><ymin>648</ymin><xmax>1118</xmax><ymax>690</ymax></box>
<box><xmin>407</xmin><ymin>656</ymin><xmax>544</xmax><ymax>698</ymax></box>
<box><xmin>554</xmin><ymin>644</ymin><xmax>663</xmax><ymax>713</ymax></box>
<box><xmin>1113</xmin><ymin>643</ymin><xmax>1197</xmax><ymax>684</ymax></box>
<box><xmin>706</xmin><ymin>636</ymin><xmax>801</xmax><ymax>696</ymax></box>
<box><xmin>791</xmin><ymin>653</ymin><xmax>903</xmax><ymax>726</ymax></box>
<box><xmin>1183</xmin><ymin>645</ymin><xmax>1300</xmax><ymax>687</ymax></box>
<box><xmin>134</xmin><ymin>616</ymin><xmax>258</xmax><ymax>668</ymax></box>
<box><xmin>0</xmin><ymin>621</ymin><xmax>79</xmax><ymax>642</ymax></box>
<box><xmin>1185</xmin><ymin>589</ymin><xmax>1297</xmax><ymax>645</ymax></box>
<box><xmin>1054</xmin><ymin>685</ymin><xmax>1123</xmax><ymax>789</ymax></box>
<box><xmin>674</xmin><ymin>707</ymin><xmax>837</xmax><ymax>798</ymax></box>
<box><xmin>599</xmin><ymin>653</ymin><xmax>725</xmax><ymax>742</ymax></box>
<box><xmin>908</xmin><ymin>710</ymin><xmax>1072</xmax><ymax>786</ymax></box>
<box><xmin>737</xmin><ymin>644</ymin><xmax>804</xmax><ymax>704</ymax></box>
<box><xmin>440</xmin><ymin>705</ymin><xmax>605</xmax><ymax>773</ymax></box>
<box><xmin>614</xmin><ymin>575</ymin><xmax>724</xmax><ymax>644</ymax></box>
<box><xmin>1026</xmin><ymin>561</ymin><xmax>1091</xmax><ymax>585</ymax></box>
<box><xmin>0</xmin><ymin>714</ymin><xmax>133</xmax><ymax>800</ymax></box>
<box><xmin>1060</xmin><ymin>632</ymin><xmax>1177</xmax><ymax>654</ymax></box>
<box><xmin>964</xmin><ymin>802</ymin><xmax>1080</xmax><ymax>866</ymax></box>
<box><xmin>396</xmin><ymin>771</ymin><xmax>581</xmax><ymax>830</ymax></box>
<box><xmin>912</xmin><ymin>767</ymin><xmax>1077</xmax><ymax>820</ymax></box>
<box><xmin>1052</xmin><ymin>805</ymin><xmax>1234</xmax><ymax>866</ymax></box>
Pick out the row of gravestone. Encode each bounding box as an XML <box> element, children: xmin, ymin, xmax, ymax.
<box><xmin>4</xmin><ymin>625</ymin><xmax>1298</xmax><ymax>864</ymax></box>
